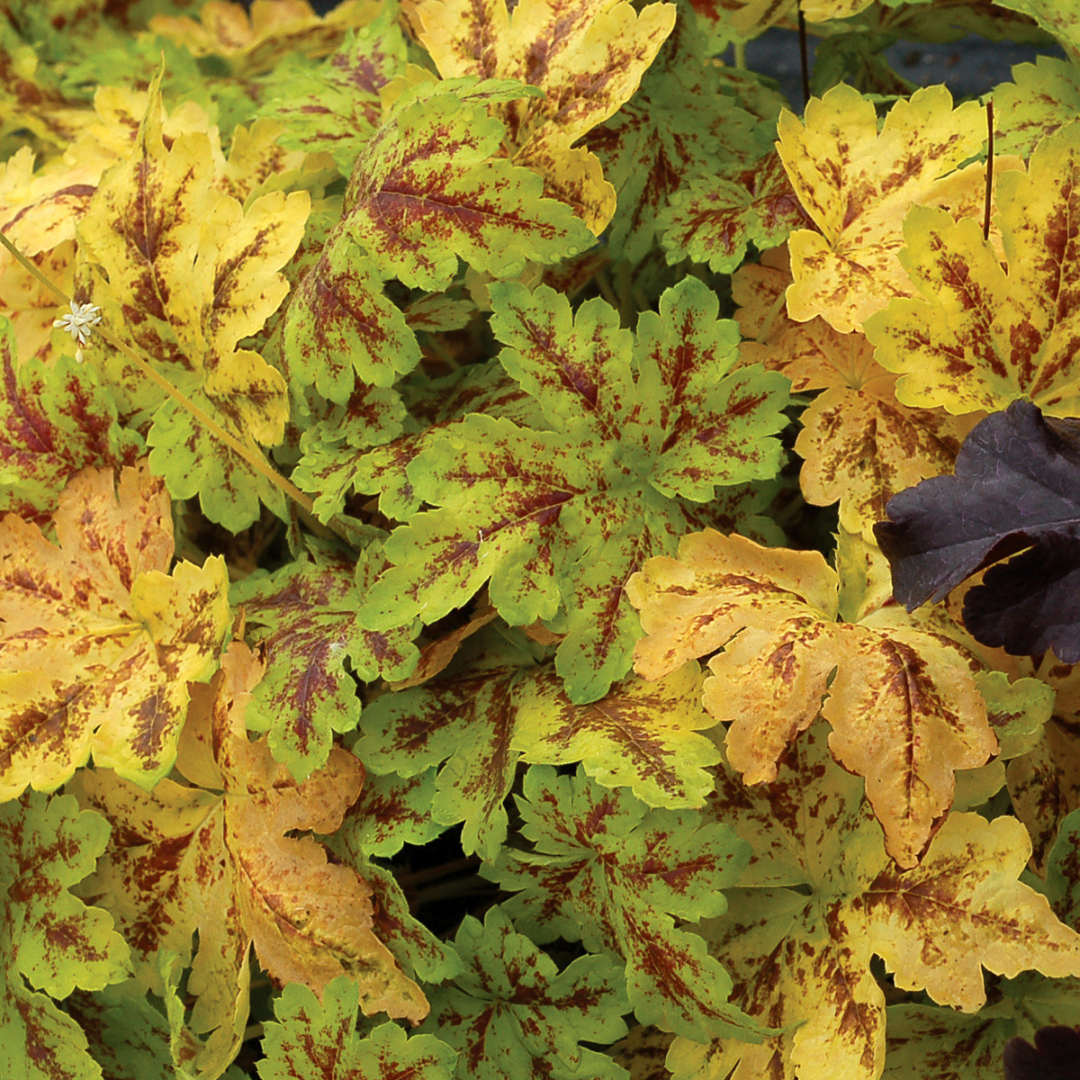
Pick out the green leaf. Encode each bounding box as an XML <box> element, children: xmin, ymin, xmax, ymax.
<box><xmin>993</xmin><ymin>55</ymin><xmax>1080</xmax><ymax>160</ymax></box>
<box><xmin>511</xmin><ymin>662</ymin><xmax>722</xmax><ymax>809</ymax></box>
<box><xmin>356</xmin><ymin>278</ymin><xmax>788</xmax><ymax>702</ymax></box>
<box><xmin>0</xmin><ymin>320</ymin><xmax>142</xmax><ymax>528</ymax></box>
<box><xmin>0</xmin><ymin>792</ymin><xmax>131</xmax><ymax>1080</ymax></box>
<box><xmin>259</xmin><ymin>977</ymin><xmax>456</xmax><ymax>1080</ymax></box>
<box><xmin>357</xmin><ymin>626</ymin><xmax>536</xmax><ymax>860</ymax></box>
<box><xmin>231</xmin><ymin>548</ymin><xmax>420</xmax><ymax>783</ymax></box>
<box><xmin>255</xmin><ymin>8</ymin><xmax>408</xmax><ymax>175</ymax></box>
<box><xmin>344</xmin><ymin>78</ymin><xmax>595</xmax><ymax>290</ymax></box>
<box><xmin>484</xmin><ymin>765</ymin><xmax>771</xmax><ymax>1042</ymax></box>
<box><xmin>283</xmin><ymin>223</ymin><xmax>423</xmax><ymax>404</ymax></box>
<box><xmin>419</xmin><ymin>906</ymin><xmax>630</xmax><ymax>1080</ymax></box>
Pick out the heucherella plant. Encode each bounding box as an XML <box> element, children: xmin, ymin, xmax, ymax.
<box><xmin>4</xmin><ymin>1</ymin><xmax>1080</xmax><ymax>1079</ymax></box>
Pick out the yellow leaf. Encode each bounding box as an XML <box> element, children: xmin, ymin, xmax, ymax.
<box><xmin>734</xmin><ymin>248</ymin><xmax>978</xmax><ymax>538</ymax></box>
<box><xmin>866</xmin><ymin>122</ymin><xmax>1080</xmax><ymax>416</ymax></box>
<box><xmin>627</xmin><ymin>528</ymin><xmax>839</xmax><ymax>681</ymax></box>
<box><xmin>69</xmin><ymin>640</ymin><xmax>427</xmax><ymax>1077</ymax></box>
<box><xmin>777</xmin><ymin>84</ymin><xmax>993</xmax><ymax>333</ymax></box>
<box><xmin>416</xmin><ymin>0</ymin><xmax>676</xmax><ymax>231</ymax></box>
<box><xmin>631</xmin><ymin>530</ymin><xmax>999</xmax><ymax>867</ymax></box>
<box><xmin>0</xmin><ymin>461</ymin><xmax>229</xmax><ymax>799</ymax></box>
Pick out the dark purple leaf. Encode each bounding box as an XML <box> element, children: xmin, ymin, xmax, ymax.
<box><xmin>962</xmin><ymin>534</ymin><xmax>1080</xmax><ymax>662</ymax></box>
<box><xmin>1004</xmin><ymin>1025</ymin><xmax>1080</xmax><ymax>1080</ymax></box>
<box><xmin>874</xmin><ymin>399</ymin><xmax>1080</xmax><ymax>608</ymax></box>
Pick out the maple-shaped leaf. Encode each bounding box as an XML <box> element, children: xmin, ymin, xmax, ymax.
<box><xmin>282</xmin><ymin>220</ymin><xmax>423</xmax><ymax>404</ymax></box>
<box><xmin>255</xmin><ymin>6</ymin><xmax>408</xmax><ymax>175</ymax></box>
<box><xmin>356</xmin><ymin>625</ymin><xmax>539</xmax><ymax>861</ymax></box>
<box><xmin>733</xmin><ymin>245</ymin><xmax>976</xmax><ymax>538</ymax></box>
<box><xmin>356</xmin><ymin>276</ymin><xmax>789</xmax><ymax>702</ymax></box>
<box><xmin>875</xmin><ymin>400</ymin><xmax>1080</xmax><ymax>662</ymax></box>
<box><xmin>0</xmin><ymin>319</ymin><xmax>142</xmax><ymax>527</ymax></box>
<box><xmin>418</xmin><ymin>906</ymin><xmax>630</xmax><ymax>1080</ymax></box>
<box><xmin>231</xmin><ymin>546</ymin><xmax>420</xmax><ymax>782</ymax></box>
<box><xmin>148</xmin><ymin>0</ymin><xmax>374</xmax><ymax>79</ymax></box>
<box><xmin>484</xmin><ymin>765</ymin><xmax>778</xmax><ymax>1043</ymax></box>
<box><xmin>628</xmin><ymin>529</ymin><xmax>999</xmax><ymax>867</ymax></box>
<box><xmin>777</xmin><ymin>83</ymin><xmax>991</xmax><ymax>333</ymax></box>
<box><xmin>511</xmin><ymin>662</ymin><xmax>723</xmax><ymax>809</ymax></box>
<box><xmin>866</xmin><ymin>122</ymin><xmax>1080</xmax><ymax>418</ymax></box>
<box><xmin>68</xmin><ymin>640</ymin><xmax>427</xmax><ymax>1073</ymax></box>
<box><xmin>582</xmin><ymin>7</ymin><xmax>774</xmax><ymax>264</ymax></box>
<box><xmin>993</xmin><ymin>0</ymin><xmax>1080</xmax><ymax>58</ymax></box>
<box><xmin>0</xmin><ymin>461</ymin><xmax>229</xmax><ymax>799</ymax></box>
<box><xmin>671</xmin><ymin>718</ymin><xmax>1080</xmax><ymax>1080</ymax></box>
<box><xmin>994</xmin><ymin>56</ymin><xmax>1080</xmax><ymax>160</ymax></box>
<box><xmin>0</xmin><ymin>791</ymin><xmax>131</xmax><ymax>1080</ymax></box>
<box><xmin>881</xmin><ymin>801</ymin><xmax>1080</xmax><ymax>1079</ymax></box>
<box><xmin>416</xmin><ymin>0</ymin><xmax>676</xmax><ymax>232</ymax></box>
<box><xmin>342</xmin><ymin>78</ymin><xmax>596</xmax><ymax>291</ymax></box>
<box><xmin>74</xmin><ymin>70</ymin><xmax>309</xmax><ymax>530</ymax></box>
<box><xmin>260</xmin><ymin>977</ymin><xmax>455</xmax><ymax>1080</ymax></box>
<box><xmin>659</xmin><ymin>150</ymin><xmax>810</xmax><ymax>273</ymax></box>
<box><xmin>64</xmin><ymin>976</ymin><xmax>247</xmax><ymax>1080</ymax></box>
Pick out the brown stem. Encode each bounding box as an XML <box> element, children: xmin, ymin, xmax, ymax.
<box><xmin>983</xmin><ymin>99</ymin><xmax>994</xmax><ymax>242</ymax></box>
<box><xmin>797</xmin><ymin>2</ymin><xmax>811</xmax><ymax>110</ymax></box>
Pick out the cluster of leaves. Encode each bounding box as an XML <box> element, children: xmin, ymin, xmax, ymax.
<box><xmin>7</xmin><ymin>0</ymin><xmax>1080</xmax><ymax>1079</ymax></box>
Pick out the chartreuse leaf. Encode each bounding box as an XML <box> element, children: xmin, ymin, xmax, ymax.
<box><xmin>0</xmin><ymin>462</ymin><xmax>229</xmax><ymax>800</ymax></box>
<box><xmin>677</xmin><ymin>0</ymin><xmax>795</xmax><ymax>51</ymax></box>
<box><xmin>670</xmin><ymin>719</ymin><xmax>1080</xmax><ymax>1080</ymax></box>
<box><xmin>357</xmin><ymin>277</ymin><xmax>789</xmax><ymax>703</ymax></box>
<box><xmin>231</xmin><ymin>545</ymin><xmax>420</xmax><ymax>783</ymax></box>
<box><xmin>359</xmin><ymin>626</ymin><xmax>727</xmax><ymax>856</ymax></box>
<box><xmin>733</xmin><ymin>246</ymin><xmax>975</xmax><ymax>540</ymax></box>
<box><xmin>511</xmin><ymin>662</ymin><xmax>722</xmax><ymax>808</ymax></box>
<box><xmin>0</xmin><ymin>792</ymin><xmax>130</xmax><ymax>1080</ymax></box>
<box><xmin>260</xmin><ymin>977</ymin><xmax>455</xmax><ymax>1080</ymax></box>
<box><xmin>994</xmin><ymin>0</ymin><xmax>1080</xmax><ymax>56</ymax></box>
<box><xmin>419</xmin><ymin>906</ymin><xmax>629</xmax><ymax>1080</ymax></box>
<box><xmin>67</xmin><ymin>641</ymin><xmax>427</xmax><ymax>1067</ymax></box>
<box><xmin>884</xmin><ymin>804</ymin><xmax>1080</xmax><ymax>1079</ymax></box>
<box><xmin>357</xmin><ymin>625</ymin><xmax>537</xmax><ymax>861</ymax></box>
<box><xmin>866</xmin><ymin>122</ymin><xmax>1080</xmax><ymax>417</ymax></box>
<box><xmin>994</xmin><ymin>56</ymin><xmax>1080</xmax><ymax>160</ymax></box>
<box><xmin>74</xmin><ymin>70</ymin><xmax>309</xmax><ymax>530</ymax></box>
<box><xmin>64</xmin><ymin>976</ymin><xmax>246</xmax><ymax>1080</ymax></box>
<box><xmin>659</xmin><ymin>150</ymin><xmax>809</xmax><ymax>274</ymax></box>
<box><xmin>283</xmin><ymin>221</ymin><xmax>423</xmax><ymax>404</ymax></box>
<box><xmin>0</xmin><ymin>318</ymin><xmax>142</xmax><ymax>527</ymax></box>
<box><xmin>777</xmin><ymin>83</ymin><xmax>988</xmax><ymax>333</ymax></box>
<box><xmin>484</xmin><ymin>765</ymin><xmax>777</xmax><ymax>1043</ymax></box>
<box><xmin>255</xmin><ymin>6</ymin><xmax>408</xmax><ymax>175</ymax></box>
<box><xmin>416</xmin><ymin>0</ymin><xmax>676</xmax><ymax>231</ymax></box>
<box><xmin>585</xmin><ymin>5</ymin><xmax>774</xmax><ymax>263</ymax></box>
<box><xmin>628</xmin><ymin>529</ymin><xmax>999</xmax><ymax>868</ymax></box>
<box><xmin>343</xmin><ymin>78</ymin><xmax>596</xmax><ymax>291</ymax></box>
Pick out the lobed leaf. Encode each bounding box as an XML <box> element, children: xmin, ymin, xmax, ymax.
<box><xmin>343</xmin><ymin>80</ymin><xmax>595</xmax><ymax>291</ymax></box>
<box><xmin>875</xmin><ymin>399</ymin><xmax>1080</xmax><ymax>662</ymax></box>
<box><xmin>866</xmin><ymin>122</ymin><xmax>1080</xmax><ymax>417</ymax></box>
<box><xmin>0</xmin><ymin>462</ymin><xmax>229</xmax><ymax>799</ymax></box>
<box><xmin>777</xmin><ymin>84</ymin><xmax>988</xmax><ymax>333</ymax></box>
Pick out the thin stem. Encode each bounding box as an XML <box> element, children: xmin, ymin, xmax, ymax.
<box><xmin>983</xmin><ymin>99</ymin><xmax>994</xmax><ymax>242</ymax></box>
<box><xmin>797</xmin><ymin>2</ymin><xmax>811</xmax><ymax>110</ymax></box>
<box><xmin>734</xmin><ymin>41</ymin><xmax>747</xmax><ymax>70</ymax></box>
<box><xmin>0</xmin><ymin>230</ymin><xmax>356</xmax><ymax>546</ymax></box>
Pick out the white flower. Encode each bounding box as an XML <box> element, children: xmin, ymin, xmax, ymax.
<box><xmin>53</xmin><ymin>300</ymin><xmax>101</xmax><ymax>362</ymax></box>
